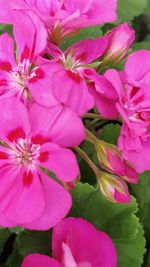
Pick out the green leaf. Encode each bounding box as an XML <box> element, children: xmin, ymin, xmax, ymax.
<box><xmin>133</xmin><ymin>41</ymin><xmax>150</xmax><ymax>51</ymax></box>
<box><xmin>100</xmin><ymin>124</ymin><xmax>121</xmax><ymax>145</ymax></box>
<box><xmin>117</xmin><ymin>0</ymin><xmax>148</xmax><ymax>22</ymax></box>
<box><xmin>0</xmin><ymin>228</ymin><xmax>11</xmax><ymax>254</ymax></box>
<box><xmin>0</xmin><ymin>24</ymin><xmax>13</xmax><ymax>35</ymax></box>
<box><xmin>60</xmin><ymin>26</ymin><xmax>102</xmax><ymax>50</ymax></box>
<box><xmin>130</xmin><ymin>171</ymin><xmax>150</xmax><ymax>242</ymax></box>
<box><xmin>6</xmin><ymin>241</ymin><xmax>22</xmax><ymax>267</ymax></box>
<box><xmin>17</xmin><ymin>230</ymin><xmax>52</xmax><ymax>257</ymax></box>
<box><xmin>143</xmin><ymin>249</ymin><xmax>150</xmax><ymax>267</ymax></box>
<box><xmin>144</xmin><ymin>0</ymin><xmax>150</xmax><ymax>14</ymax></box>
<box><xmin>70</xmin><ymin>182</ymin><xmax>146</xmax><ymax>267</ymax></box>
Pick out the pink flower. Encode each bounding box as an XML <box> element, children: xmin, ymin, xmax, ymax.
<box><xmin>39</xmin><ymin>23</ymin><xmax>134</xmax><ymax>117</ymax></box>
<box><xmin>101</xmin><ymin>23</ymin><xmax>135</xmax><ymax>64</ymax></box>
<box><xmin>22</xmin><ymin>217</ymin><xmax>117</xmax><ymax>267</ymax></box>
<box><xmin>0</xmin><ymin>97</ymin><xmax>85</xmax><ymax>230</ymax></box>
<box><xmin>96</xmin><ymin>140</ymin><xmax>138</xmax><ymax>184</ymax></box>
<box><xmin>39</xmin><ymin>37</ymin><xmax>118</xmax><ymax>117</ymax></box>
<box><xmin>0</xmin><ymin>0</ymin><xmax>117</xmax><ymax>42</ymax></box>
<box><xmin>103</xmin><ymin>50</ymin><xmax>150</xmax><ymax>173</ymax></box>
<box><xmin>0</xmin><ymin>9</ymin><xmax>59</xmax><ymax>107</ymax></box>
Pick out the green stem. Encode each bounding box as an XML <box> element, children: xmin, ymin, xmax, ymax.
<box><xmin>74</xmin><ymin>146</ymin><xmax>100</xmax><ymax>177</ymax></box>
<box><xmin>86</xmin><ymin>129</ymin><xmax>98</xmax><ymax>144</ymax></box>
<box><xmin>82</xmin><ymin>112</ymin><xmax>103</xmax><ymax>119</ymax></box>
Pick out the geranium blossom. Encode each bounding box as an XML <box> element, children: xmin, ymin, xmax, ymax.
<box><xmin>22</xmin><ymin>217</ymin><xmax>117</xmax><ymax>267</ymax></box>
<box><xmin>0</xmin><ymin>9</ymin><xmax>59</xmax><ymax>106</ymax></box>
<box><xmin>0</xmin><ymin>98</ymin><xmax>85</xmax><ymax>230</ymax></box>
<box><xmin>39</xmin><ymin>37</ymin><xmax>119</xmax><ymax>116</ymax></box>
<box><xmin>0</xmin><ymin>0</ymin><xmax>117</xmax><ymax>42</ymax></box>
<box><xmin>102</xmin><ymin>50</ymin><xmax>150</xmax><ymax>173</ymax></box>
<box><xmin>35</xmin><ymin>23</ymin><xmax>134</xmax><ymax>117</ymax></box>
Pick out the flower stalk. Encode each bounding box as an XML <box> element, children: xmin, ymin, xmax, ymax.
<box><xmin>74</xmin><ymin>146</ymin><xmax>100</xmax><ymax>177</ymax></box>
<box><xmin>83</xmin><ymin>113</ymin><xmax>104</xmax><ymax>119</ymax></box>
<box><xmin>86</xmin><ymin>129</ymin><xmax>98</xmax><ymax>144</ymax></box>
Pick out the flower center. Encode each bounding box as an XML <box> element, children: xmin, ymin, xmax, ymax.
<box><xmin>122</xmin><ymin>85</ymin><xmax>145</xmax><ymax>122</ymax></box>
<box><xmin>9</xmin><ymin>59</ymin><xmax>36</xmax><ymax>101</ymax></box>
<box><xmin>8</xmin><ymin>138</ymin><xmax>41</xmax><ymax>171</ymax></box>
<box><xmin>61</xmin><ymin>51</ymin><xmax>81</xmax><ymax>71</ymax></box>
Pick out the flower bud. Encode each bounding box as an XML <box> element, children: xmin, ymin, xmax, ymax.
<box><xmin>101</xmin><ymin>23</ymin><xmax>135</xmax><ymax>65</ymax></box>
<box><xmin>98</xmin><ymin>172</ymin><xmax>130</xmax><ymax>203</ymax></box>
<box><xmin>96</xmin><ymin>140</ymin><xmax>138</xmax><ymax>184</ymax></box>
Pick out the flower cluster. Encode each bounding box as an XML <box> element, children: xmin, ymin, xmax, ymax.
<box><xmin>0</xmin><ymin>0</ymin><xmax>149</xmax><ymax>266</ymax></box>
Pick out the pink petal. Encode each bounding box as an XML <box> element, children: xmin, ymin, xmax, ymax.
<box><xmin>26</xmin><ymin>0</ymin><xmax>63</xmax><ymax>13</ymax></box>
<box><xmin>29</xmin><ymin>103</ymin><xmax>62</xmax><ymax>140</ymax></box>
<box><xmin>114</xmin><ymin>184</ymin><xmax>131</xmax><ymax>203</ymax></box>
<box><xmin>22</xmin><ymin>172</ymin><xmax>72</xmax><ymax>230</ymax></box>
<box><xmin>104</xmin><ymin>69</ymin><xmax>125</xmax><ymax>99</ymax></box>
<box><xmin>119</xmin><ymin>131</ymin><xmax>150</xmax><ymax>173</ymax></box>
<box><xmin>107</xmin><ymin>150</ymin><xmax>125</xmax><ymax>176</ymax></box>
<box><xmin>0</xmin><ymin>167</ymin><xmax>19</xmax><ymax>228</ymax></box>
<box><xmin>63</xmin><ymin>0</ymin><xmax>93</xmax><ymax>14</ymax></box>
<box><xmin>64</xmin><ymin>0</ymin><xmax>117</xmax><ymax>27</ymax></box>
<box><xmin>13</xmin><ymin>10</ymin><xmax>47</xmax><ymax>62</ymax></box>
<box><xmin>103</xmin><ymin>23</ymin><xmax>135</xmax><ymax>61</ymax></box>
<box><xmin>29</xmin><ymin>103</ymin><xmax>85</xmax><ymax>147</ymax></box>
<box><xmin>125</xmin><ymin>50</ymin><xmax>150</xmax><ymax>83</ymax></box>
<box><xmin>0</xmin><ymin>33</ymin><xmax>16</xmax><ymax>68</ymax></box>
<box><xmin>84</xmin><ymin>69</ymin><xmax>118</xmax><ymax>98</ymax></box>
<box><xmin>49</xmin><ymin>106</ymin><xmax>85</xmax><ymax>147</ymax></box>
<box><xmin>0</xmin><ymin>0</ymin><xmax>26</xmax><ymax>24</ymax></box>
<box><xmin>22</xmin><ymin>254</ymin><xmax>62</xmax><ymax>267</ymax></box>
<box><xmin>62</xmin><ymin>243</ymin><xmax>77</xmax><ymax>267</ymax></box>
<box><xmin>0</xmin><ymin>167</ymin><xmax>45</xmax><ymax>224</ymax></box>
<box><xmin>123</xmin><ymin>163</ymin><xmax>138</xmax><ymax>184</ymax></box>
<box><xmin>0</xmin><ymin>210</ymin><xmax>17</xmax><ymax>228</ymax></box>
<box><xmin>0</xmin><ymin>98</ymin><xmax>31</xmax><ymax>142</ymax></box>
<box><xmin>119</xmin><ymin>124</ymin><xmax>142</xmax><ymax>151</ymax></box>
<box><xmin>46</xmin><ymin>41</ymin><xmax>63</xmax><ymax>58</ymax></box>
<box><xmin>39</xmin><ymin>142</ymin><xmax>79</xmax><ymax>182</ymax></box>
<box><xmin>0</xmin><ymin>147</ymin><xmax>11</xmax><ymax>168</ymax></box>
<box><xmin>46</xmin><ymin>63</ymin><xmax>94</xmax><ymax>116</ymax></box>
<box><xmin>93</xmin><ymin>91</ymin><xmax>118</xmax><ymax>119</ymax></box>
<box><xmin>85</xmin><ymin>0</ymin><xmax>118</xmax><ymax>25</ymax></box>
<box><xmin>66</xmin><ymin>36</ymin><xmax>108</xmax><ymax>64</ymax></box>
<box><xmin>84</xmin><ymin>69</ymin><xmax>118</xmax><ymax>118</ymax></box>
<box><xmin>0</xmin><ymin>70</ymin><xmax>19</xmax><ymax>98</ymax></box>
<box><xmin>27</xmin><ymin>64</ymin><xmax>59</xmax><ymax>107</ymax></box>
<box><xmin>52</xmin><ymin>217</ymin><xmax>117</xmax><ymax>267</ymax></box>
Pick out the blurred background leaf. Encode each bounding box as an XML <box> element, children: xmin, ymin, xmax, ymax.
<box><xmin>117</xmin><ymin>0</ymin><xmax>148</xmax><ymax>22</ymax></box>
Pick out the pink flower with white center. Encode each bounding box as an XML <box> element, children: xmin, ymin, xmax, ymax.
<box><xmin>39</xmin><ymin>37</ymin><xmax>118</xmax><ymax>117</ymax></box>
<box><xmin>0</xmin><ymin>10</ymin><xmax>58</xmax><ymax>107</ymax></box>
<box><xmin>22</xmin><ymin>217</ymin><xmax>117</xmax><ymax>267</ymax></box>
<box><xmin>0</xmin><ymin>0</ymin><xmax>117</xmax><ymax>43</ymax></box>
<box><xmin>0</xmin><ymin>97</ymin><xmax>85</xmax><ymax>230</ymax></box>
<box><xmin>102</xmin><ymin>50</ymin><xmax>150</xmax><ymax>173</ymax></box>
